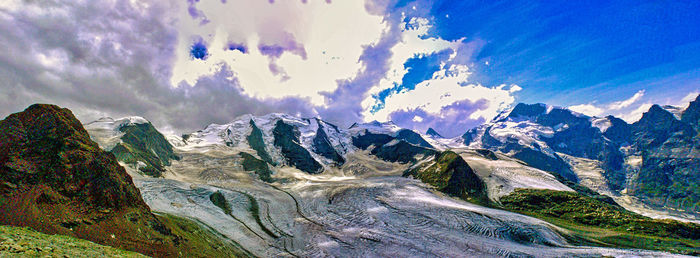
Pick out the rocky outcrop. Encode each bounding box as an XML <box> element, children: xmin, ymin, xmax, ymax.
<box><xmin>351</xmin><ymin>130</ymin><xmax>395</xmax><ymax>150</ymax></box>
<box><xmin>406</xmin><ymin>151</ymin><xmax>486</xmax><ymax>201</ymax></box>
<box><xmin>371</xmin><ymin>140</ymin><xmax>438</xmax><ymax>164</ymax></box>
<box><xmin>627</xmin><ymin>104</ymin><xmax>700</xmax><ymax>212</ymax></box>
<box><xmin>426</xmin><ymin>128</ymin><xmax>443</xmax><ymax>138</ymax></box>
<box><xmin>0</xmin><ymin>104</ymin><xmax>181</xmax><ymax>257</ymax></box>
<box><xmin>681</xmin><ymin>94</ymin><xmax>700</xmax><ymax>131</ymax></box>
<box><xmin>110</xmin><ymin>122</ymin><xmax>179</xmax><ymax>177</ymax></box>
<box><xmin>239</xmin><ymin>152</ymin><xmax>273</xmax><ymax>182</ymax></box>
<box><xmin>632</xmin><ymin>105</ymin><xmax>695</xmax><ymax>150</ymax></box>
<box><xmin>247</xmin><ymin>119</ymin><xmax>275</xmax><ymax>166</ymax></box>
<box><xmin>312</xmin><ymin>124</ymin><xmax>345</xmax><ymax>165</ymax></box>
<box><xmin>272</xmin><ymin>120</ymin><xmax>323</xmax><ymax>174</ymax></box>
<box><xmin>395</xmin><ymin>129</ymin><xmax>434</xmax><ymax>148</ymax></box>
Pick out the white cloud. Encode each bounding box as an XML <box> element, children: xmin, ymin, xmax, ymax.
<box><xmin>619</xmin><ymin>103</ymin><xmax>653</xmax><ymax>123</ymax></box>
<box><xmin>169</xmin><ymin>0</ymin><xmax>387</xmax><ymax>106</ymax></box>
<box><xmin>358</xmin><ymin>16</ymin><xmax>517</xmax><ymax>125</ymax></box>
<box><xmin>569</xmin><ymin>104</ymin><xmax>605</xmax><ymax>117</ymax></box>
<box><xmin>608</xmin><ymin>90</ymin><xmax>645</xmax><ymax>110</ymax></box>
<box><xmin>365</xmin><ymin>17</ymin><xmax>463</xmax><ymax>98</ymax></box>
<box><xmin>568</xmin><ymin>90</ymin><xmax>646</xmax><ymax>118</ymax></box>
<box><xmin>679</xmin><ymin>92</ymin><xmax>699</xmax><ymax>108</ymax></box>
<box><xmin>364</xmin><ymin>64</ymin><xmax>520</xmax><ymax>122</ymax></box>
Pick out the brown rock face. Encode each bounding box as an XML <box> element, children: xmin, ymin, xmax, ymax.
<box><xmin>0</xmin><ymin>104</ymin><xmax>179</xmax><ymax>257</ymax></box>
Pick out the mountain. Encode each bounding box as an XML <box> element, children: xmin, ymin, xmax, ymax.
<box><xmin>85</xmin><ymin>117</ymin><xmax>179</xmax><ymax>177</ymax></box>
<box><xmin>76</xmin><ymin>105</ymin><xmax>700</xmax><ymax>256</ymax></box>
<box><xmin>463</xmin><ymin>99</ymin><xmax>700</xmax><ymax>216</ymax></box>
<box><xmin>0</xmin><ymin>104</ymin><xmax>246</xmax><ymax>257</ymax></box>
<box><xmin>628</xmin><ymin>104</ymin><xmax>699</xmax><ymax>213</ymax></box>
<box><xmin>682</xmin><ymin>94</ymin><xmax>700</xmax><ymax>131</ymax></box>
<box><xmin>426</xmin><ymin>127</ymin><xmax>443</xmax><ymax>138</ymax></box>
<box><xmin>0</xmin><ymin>104</ymin><xmax>179</xmax><ymax>256</ymax></box>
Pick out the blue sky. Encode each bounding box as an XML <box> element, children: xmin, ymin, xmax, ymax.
<box><xmin>422</xmin><ymin>0</ymin><xmax>700</xmax><ymax>106</ymax></box>
<box><xmin>0</xmin><ymin>0</ymin><xmax>698</xmax><ymax>136</ymax></box>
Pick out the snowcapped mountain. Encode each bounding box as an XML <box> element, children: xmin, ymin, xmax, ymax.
<box><xmin>463</xmin><ymin>97</ymin><xmax>700</xmax><ymax>219</ymax></box>
<box><xmin>180</xmin><ymin>113</ymin><xmax>354</xmax><ymax>173</ymax></box>
<box><xmin>85</xmin><ymin>116</ymin><xmax>178</xmax><ymax>177</ymax></box>
<box><xmin>75</xmin><ymin>98</ymin><xmax>700</xmax><ymax>257</ymax></box>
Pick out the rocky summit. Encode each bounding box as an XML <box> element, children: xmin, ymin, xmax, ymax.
<box><xmin>0</xmin><ymin>104</ymin><xmax>243</xmax><ymax>257</ymax></box>
<box><xmin>0</xmin><ymin>104</ymin><xmax>189</xmax><ymax>257</ymax></box>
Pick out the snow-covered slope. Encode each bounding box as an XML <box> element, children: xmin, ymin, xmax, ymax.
<box><xmin>462</xmin><ymin>101</ymin><xmax>700</xmax><ymax>221</ymax></box>
<box><xmin>82</xmin><ymin>110</ymin><xmax>697</xmax><ymax>256</ymax></box>
<box><xmin>457</xmin><ymin>149</ymin><xmax>574</xmax><ymax>202</ymax></box>
<box><xmin>180</xmin><ymin>113</ymin><xmax>354</xmax><ymax>173</ymax></box>
<box><xmin>84</xmin><ymin>116</ymin><xmax>150</xmax><ymax>150</ymax></box>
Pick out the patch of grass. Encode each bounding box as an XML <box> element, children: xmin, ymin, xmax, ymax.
<box><xmin>500</xmin><ymin>189</ymin><xmax>700</xmax><ymax>255</ymax></box>
<box><xmin>156</xmin><ymin>214</ymin><xmax>253</xmax><ymax>257</ymax></box>
<box><xmin>406</xmin><ymin>151</ymin><xmax>488</xmax><ymax>204</ymax></box>
<box><xmin>0</xmin><ymin>225</ymin><xmax>145</xmax><ymax>257</ymax></box>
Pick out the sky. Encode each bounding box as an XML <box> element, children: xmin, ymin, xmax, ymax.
<box><xmin>0</xmin><ymin>0</ymin><xmax>698</xmax><ymax>137</ymax></box>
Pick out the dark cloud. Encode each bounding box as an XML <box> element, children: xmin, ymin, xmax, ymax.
<box><xmin>0</xmin><ymin>0</ymin><xmax>316</xmax><ymax>134</ymax></box>
<box><xmin>0</xmin><ymin>0</ymin><xmax>490</xmax><ymax>137</ymax></box>
<box><xmin>258</xmin><ymin>33</ymin><xmax>307</xmax><ymax>60</ymax></box>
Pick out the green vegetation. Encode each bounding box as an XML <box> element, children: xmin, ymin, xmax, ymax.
<box><xmin>500</xmin><ymin>189</ymin><xmax>700</xmax><ymax>255</ymax></box>
<box><xmin>406</xmin><ymin>151</ymin><xmax>487</xmax><ymax>204</ymax></box>
<box><xmin>157</xmin><ymin>214</ymin><xmax>253</xmax><ymax>258</ymax></box>
<box><xmin>111</xmin><ymin>123</ymin><xmax>179</xmax><ymax>177</ymax></box>
<box><xmin>209</xmin><ymin>191</ymin><xmax>232</xmax><ymax>215</ymax></box>
<box><xmin>0</xmin><ymin>225</ymin><xmax>145</xmax><ymax>257</ymax></box>
<box><xmin>240</xmin><ymin>152</ymin><xmax>273</xmax><ymax>182</ymax></box>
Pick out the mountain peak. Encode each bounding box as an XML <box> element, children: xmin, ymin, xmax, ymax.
<box><xmin>0</xmin><ymin>104</ymin><xmax>182</xmax><ymax>255</ymax></box>
<box><xmin>640</xmin><ymin>104</ymin><xmax>675</xmax><ymax>122</ymax></box>
<box><xmin>507</xmin><ymin>103</ymin><xmax>549</xmax><ymax>118</ymax></box>
<box><xmin>426</xmin><ymin>127</ymin><xmax>443</xmax><ymax>138</ymax></box>
<box><xmin>681</xmin><ymin>94</ymin><xmax>700</xmax><ymax>129</ymax></box>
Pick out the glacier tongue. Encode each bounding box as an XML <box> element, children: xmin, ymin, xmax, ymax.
<box><xmin>85</xmin><ymin>112</ymin><xmax>694</xmax><ymax>257</ymax></box>
<box><xmin>136</xmin><ymin>150</ymin><xmax>681</xmax><ymax>257</ymax></box>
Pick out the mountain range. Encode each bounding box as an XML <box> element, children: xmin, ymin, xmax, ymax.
<box><xmin>0</xmin><ymin>96</ymin><xmax>698</xmax><ymax>256</ymax></box>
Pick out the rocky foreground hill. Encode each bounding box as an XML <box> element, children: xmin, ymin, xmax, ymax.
<box><xmin>0</xmin><ymin>104</ymin><xmax>245</xmax><ymax>257</ymax></box>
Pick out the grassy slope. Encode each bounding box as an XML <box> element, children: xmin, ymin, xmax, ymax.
<box><xmin>500</xmin><ymin>189</ymin><xmax>700</xmax><ymax>255</ymax></box>
<box><xmin>407</xmin><ymin>151</ymin><xmax>488</xmax><ymax>205</ymax></box>
<box><xmin>157</xmin><ymin>214</ymin><xmax>252</xmax><ymax>258</ymax></box>
<box><xmin>0</xmin><ymin>215</ymin><xmax>252</xmax><ymax>258</ymax></box>
<box><xmin>0</xmin><ymin>225</ymin><xmax>145</xmax><ymax>257</ymax></box>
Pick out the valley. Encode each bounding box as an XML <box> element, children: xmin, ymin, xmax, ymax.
<box><xmin>1</xmin><ymin>99</ymin><xmax>699</xmax><ymax>257</ymax></box>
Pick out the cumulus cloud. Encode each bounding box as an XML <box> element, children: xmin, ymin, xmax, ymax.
<box><xmin>0</xmin><ymin>0</ymin><xmax>520</xmax><ymax>137</ymax></box>
<box><xmin>356</xmin><ymin>16</ymin><xmax>520</xmax><ymax>136</ymax></box>
<box><xmin>680</xmin><ymin>91</ymin><xmax>700</xmax><ymax>108</ymax></box>
<box><xmin>0</xmin><ymin>0</ymin><xmax>319</xmax><ymax>132</ymax></box>
<box><xmin>169</xmin><ymin>0</ymin><xmax>387</xmax><ymax>106</ymax></box>
<box><xmin>365</xmin><ymin>64</ymin><xmax>520</xmax><ymax>137</ymax></box>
